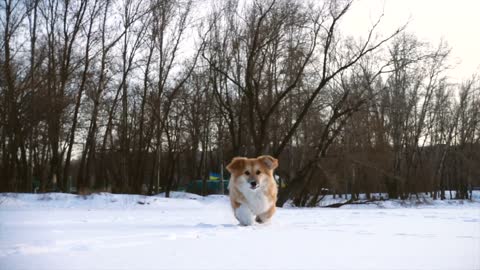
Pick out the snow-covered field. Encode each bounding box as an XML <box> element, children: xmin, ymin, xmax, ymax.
<box><xmin>1</xmin><ymin>192</ymin><xmax>479</xmax><ymax>270</ymax></box>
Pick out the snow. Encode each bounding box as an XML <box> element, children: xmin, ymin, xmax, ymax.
<box><xmin>1</xmin><ymin>192</ymin><xmax>479</xmax><ymax>270</ymax></box>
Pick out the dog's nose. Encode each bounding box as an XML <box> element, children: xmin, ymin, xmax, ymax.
<box><xmin>250</xmin><ymin>181</ymin><xmax>257</xmax><ymax>188</ymax></box>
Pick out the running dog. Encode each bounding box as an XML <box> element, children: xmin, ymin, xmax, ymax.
<box><xmin>226</xmin><ymin>155</ymin><xmax>278</xmax><ymax>226</ymax></box>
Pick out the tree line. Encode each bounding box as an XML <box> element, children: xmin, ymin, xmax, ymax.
<box><xmin>1</xmin><ymin>0</ymin><xmax>479</xmax><ymax>206</ymax></box>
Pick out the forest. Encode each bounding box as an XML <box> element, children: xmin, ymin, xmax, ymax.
<box><xmin>1</xmin><ymin>0</ymin><xmax>479</xmax><ymax>206</ymax></box>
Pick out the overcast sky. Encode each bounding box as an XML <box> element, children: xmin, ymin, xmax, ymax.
<box><xmin>341</xmin><ymin>0</ymin><xmax>480</xmax><ymax>82</ymax></box>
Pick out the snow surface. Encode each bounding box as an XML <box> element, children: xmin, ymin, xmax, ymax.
<box><xmin>1</xmin><ymin>192</ymin><xmax>479</xmax><ymax>270</ymax></box>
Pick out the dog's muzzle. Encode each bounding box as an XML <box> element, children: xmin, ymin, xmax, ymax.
<box><xmin>248</xmin><ymin>179</ymin><xmax>257</xmax><ymax>189</ymax></box>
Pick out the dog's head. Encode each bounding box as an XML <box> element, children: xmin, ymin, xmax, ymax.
<box><xmin>226</xmin><ymin>155</ymin><xmax>278</xmax><ymax>190</ymax></box>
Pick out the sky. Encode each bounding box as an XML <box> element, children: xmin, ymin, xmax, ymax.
<box><xmin>341</xmin><ymin>0</ymin><xmax>480</xmax><ymax>82</ymax></box>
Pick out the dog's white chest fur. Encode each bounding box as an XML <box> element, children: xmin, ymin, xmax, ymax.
<box><xmin>238</xmin><ymin>184</ymin><xmax>271</xmax><ymax>215</ymax></box>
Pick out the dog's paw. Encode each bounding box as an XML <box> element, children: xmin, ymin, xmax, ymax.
<box><xmin>239</xmin><ymin>216</ymin><xmax>254</xmax><ymax>226</ymax></box>
<box><xmin>235</xmin><ymin>204</ymin><xmax>255</xmax><ymax>226</ymax></box>
<box><xmin>239</xmin><ymin>220</ymin><xmax>254</xmax><ymax>226</ymax></box>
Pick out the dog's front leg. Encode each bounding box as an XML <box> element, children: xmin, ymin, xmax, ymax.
<box><xmin>234</xmin><ymin>204</ymin><xmax>254</xmax><ymax>226</ymax></box>
<box><xmin>255</xmin><ymin>205</ymin><xmax>276</xmax><ymax>223</ymax></box>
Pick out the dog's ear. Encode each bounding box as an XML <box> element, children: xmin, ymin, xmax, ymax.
<box><xmin>226</xmin><ymin>157</ymin><xmax>246</xmax><ymax>173</ymax></box>
<box><xmin>258</xmin><ymin>155</ymin><xmax>278</xmax><ymax>170</ymax></box>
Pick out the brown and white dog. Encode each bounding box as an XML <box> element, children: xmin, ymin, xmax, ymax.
<box><xmin>226</xmin><ymin>155</ymin><xmax>278</xmax><ymax>226</ymax></box>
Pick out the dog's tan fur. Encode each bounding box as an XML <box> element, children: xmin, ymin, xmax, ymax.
<box><xmin>226</xmin><ymin>155</ymin><xmax>278</xmax><ymax>225</ymax></box>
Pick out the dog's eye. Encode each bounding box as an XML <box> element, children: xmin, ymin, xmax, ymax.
<box><xmin>256</xmin><ymin>170</ymin><xmax>261</xmax><ymax>175</ymax></box>
<box><xmin>245</xmin><ymin>171</ymin><xmax>250</xmax><ymax>175</ymax></box>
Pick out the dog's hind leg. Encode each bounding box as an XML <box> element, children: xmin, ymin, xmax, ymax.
<box><xmin>235</xmin><ymin>204</ymin><xmax>255</xmax><ymax>226</ymax></box>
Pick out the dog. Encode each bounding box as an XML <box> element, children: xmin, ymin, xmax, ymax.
<box><xmin>226</xmin><ymin>155</ymin><xmax>278</xmax><ymax>226</ymax></box>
